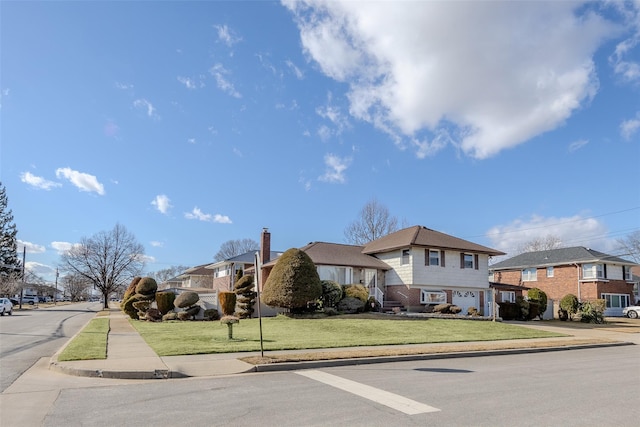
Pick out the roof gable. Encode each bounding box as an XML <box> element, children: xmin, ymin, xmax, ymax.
<box><xmin>362</xmin><ymin>225</ymin><xmax>504</xmax><ymax>256</ymax></box>
<box><xmin>263</xmin><ymin>242</ymin><xmax>390</xmax><ymax>270</ymax></box>
<box><xmin>489</xmin><ymin>246</ymin><xmax>638</xmax><ymax>270</ymax></box>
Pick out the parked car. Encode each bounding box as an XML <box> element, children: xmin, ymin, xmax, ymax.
<box><xmin>21</xmin><ymin>295</ymin><xmax>38</xmax><ymax>305</ymax></box>
<box><xmin>622</xmin><ymin>305</ymin><xmax>640</xmax><ymax>319</ymax></box>
<box><xmin>9</xmin><ymin>297</ymin><xmax>19</xmax><ymax>306</ymax></box>
<box><xmin>0</xmin><ymin>298</ymin><xmax>13</xmax><ymax>316</ymax></box>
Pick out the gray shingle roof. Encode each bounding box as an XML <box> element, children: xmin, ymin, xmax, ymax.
<box><xmin>362</xmin><ymin>225</ymin><xmax>505</xmax><ymax>256</ymax></box>
<box><xmin>262</xmin><ymin>242</ymin><xmax>390</xmax><ymax>270</ymax></box>
<box><xmin>489</xmin><ymin>246</ymin><xmax>638</xmax><ymax>270</ymax></box>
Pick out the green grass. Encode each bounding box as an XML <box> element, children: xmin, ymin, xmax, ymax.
<box><xmin>57</xmin><ymin>318</ymin><xmax>109</xmax><ymax>361</ymax></box>
<box><xmin>131</xmin><ymin>314</ymin><xmax>564</xmax><ymax>357</ymax></box>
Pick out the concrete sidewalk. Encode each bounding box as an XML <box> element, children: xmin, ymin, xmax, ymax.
<box><xmin>48</xmin><ymin>309</ymin><xmax>639</xmax><ymax>380</ymax></box>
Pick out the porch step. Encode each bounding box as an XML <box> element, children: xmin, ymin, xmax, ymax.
<box><xmin>382</xmin><ymin>300</ymin><xmax>406</xmax><ymax>313</ymax></box>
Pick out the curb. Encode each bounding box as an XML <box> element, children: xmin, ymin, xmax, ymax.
<box><xmin>253</xmin><ymin>341</ymin><xmax>634</xmax><ymax>372</ymax></box>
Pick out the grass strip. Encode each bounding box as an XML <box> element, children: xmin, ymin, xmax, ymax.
<box><xmin>57</xmin><ymin>318</ymin><xmax>109</xmax><ymax>361</ymax></box>
<box><xmin>131</xmin><ymin>314</ymin><xmax>566</xmax><ymax>357</ymax></box>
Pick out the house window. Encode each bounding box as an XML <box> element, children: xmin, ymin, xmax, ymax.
<box><xmin>420</xmin><ymin>290</ymin><xmax>447</xmax><ymax>304</ymax></box>
<box><xmin>401</xmin><ymin>249</ymin><xmax>410</xmax><ymax>265</ymax></box>
<box><xmin>546</xmin><ymin>266</ymin><xmax>554</xmax><ymax>278</ymax></box>
<box><xmin>623</xmin><ymin>266</ymin><xmax>632</xmax><ymax>281</ymax></box>
<box><xmin>318</xmin><ymin>266</ymin><xmax>353</xmax><ymax>285</ymax></box>
<box><xmin>602</xmin><ymin>293</ymin><xmax>629</xmax><ymax>309</ymax></box>
<box><xmin>582</xmin><ymin>263</ymin><xmax>605</xmax><ymax>279</ymax></box>
<box><xmin>429</xmin><ymin>250</ymin><xmax>440</xmax><ymax>266</ymax></box>
<box><xmin>461</xmin><ymin>253</ymin><xmax>474</xmax><ymax>269</ymax></box>
<box><xmin>500</xmin><ymin>291</ymin><xmax>515</xmax><ymax>303</ymax></box>
<box><xmin>522</xmin><ymin>268</ymin><xmax>537</xmax><ymax>282</ymax></box>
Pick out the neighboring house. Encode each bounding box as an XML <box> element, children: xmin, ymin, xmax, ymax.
<box><xmin>261</xmin><ymin>225</ymin><xmax>504</xmax><ymax>315</ymax></box>
<box><xmin>209</xmin><ymin>229</ymin><xmax>284</xmax><ymax>293</ymax></box>
<box><xmin>489</xmin><ymin>247</ymin><xmax>638</xmax><ymax>317</ymax></box>
<box><xmin>361</xmin><ymin>225</ymin><xmax>505</xmax><ymax>315</ymax></box>
<box><xmin>175</xmin><ymin>264</ymin><xmax>216</xmax><ymax>290</ymax></box>
<box><xmin>629</xmin><ymin>266</ymin><xmax>640</xmax><ymax>304</ymax></box>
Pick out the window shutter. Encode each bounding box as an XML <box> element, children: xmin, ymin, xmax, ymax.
<box><xmin>460</xmin><ymin>253</ymin><xmax>464</xmax><ymax>268</ymax></box>
<box><xmin>603</xmin><ymin>264</ymin><xmax>607</xmax><ymax>279</ymax></box>
<box><xmin>441</xmin><ymin>250</ymin><xmax>445</xmax><ymax>267</ymax></box>
<box><xmin>474</xmin><ymin>254</ymin><xmax>479</xmax><ymax>270</ymax></box>
<box><xmin>425</xmin><ymin>249</ymin><xmax>429</xmax><ymax>266</ymax></box>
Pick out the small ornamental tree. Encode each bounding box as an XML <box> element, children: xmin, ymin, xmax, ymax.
<box><xmin>262</xmin><ymin>248</ymin><xmax>322</xmax><ymax>313</ymax></box>
<box><xmin>219</xmin><ymin>291</ymin><xmax>238</xmax><ymax>339</ymax></box>
<box><xmin>560</xmin><ymin>294</ymin><xmax>579</xmax><ymax>320</ymax></box>
<box><xmin>320</xmin><ymin>280</ymin><xmax>343</xmax><ymax>309</ymax></box>
<box><xmin>527</xmin><ymin>288</ymin><xmax>548</xmax><ymax>319</ymax></box>
<box><xmin>234</xmin><ymin>275</ymin><xmax>256</xmax><ymax>319</ymax></box>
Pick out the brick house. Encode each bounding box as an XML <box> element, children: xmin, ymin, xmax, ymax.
<box><xmin>489</xmin><ymin>247</ymin><xmax>637</xmax><ymax>316</ymax></box>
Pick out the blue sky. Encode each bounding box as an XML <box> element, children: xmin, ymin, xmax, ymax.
<box><xmin>2</xmin><ymin>0</ymin><xmax>639</xmax><ymax>283</ymax></box>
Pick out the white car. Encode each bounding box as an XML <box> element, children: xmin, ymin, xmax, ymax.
<box><xmin>622</xmin><ymin>305</ymin><xmax>640</xmax><ymax>319</ymax></box>
<box><xmin>0</xmin><ymin>298</ymin><xmax>13</xmax><ymax>316</ymax></box>
<box><xmin>21</xmin><ymin>295</ymin><xmax>38</xmax><ymax>305</ymax></box>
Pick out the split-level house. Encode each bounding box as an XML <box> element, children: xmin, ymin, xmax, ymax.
<box><xmin>361</xmin><ymin>226</ymin><xmax>505</xmax><ymax>314</ymax></box>
<box><xmin>174</xmin><ymin>264</ymin><xmax>215</xmax><ymax>289</ymax></box>
<box><xmin>261</xmin><ymin>225</ymin><xmax>504</xmax><ymax>315</ymax></box>
<box><xmin>489</xmin><ymin>247</ymin><xmax>638</xmax><ymax>316</ymax></box>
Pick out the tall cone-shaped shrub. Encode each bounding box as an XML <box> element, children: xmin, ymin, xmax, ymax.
<box><xmin>234</xmin><ymin>275</ymin><xmax>256</xmax><ymax>319</ymax></box>
<box><xmin>262</xmin><ymin>247</ymin><xmax>322</xmax><ymax>312</ymax></box>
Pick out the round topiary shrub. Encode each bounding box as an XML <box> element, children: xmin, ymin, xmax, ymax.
<box><xmin>203</xmin><ymin>309</ymin><xmax>219</xmax><ymax>321</ymax></box>
<box><xmin>155</xmin><ymin>291</ymin><xmax>176</xmax><ymax>315</ymax></box>
<box><xmin>163</xmin><ymin>312</ymin><xmax>178</xmax><ymax>321</ymax></box>
<box><xmin>433</xmin><ymin>303</ymin><xmax>453</xmax><ymax>314</ymax></box>
<box><xmin>136</xmin><ymin>277</ymin><xmax>158</xmax><ymax>296</ymax></box>
<box><xmin>449</xmin><ymin>305</ymin><xmax>462</xmax><ymax>314</ymax></box>
<box><xmin>121</xmin><ymin>294</ymin><xmax>141</xmax><ymax>319</ymax></box>
<box><xmin>121</xmin><ymin>277</ymin><xmax>142</xmax><ymax>311</ymax></box>
<box><xmin>175</xmin><ymin>291</ymin><xmax>199</xmax><ymax>308</ymax></box>
<box><xmin>343</xmin><ymin>284</ymin><xmax>369</xmax><ymax>303</ymax></box>
<box><xmin>560</xmin><ymin>294</ymin><xmax>579</xmax><ymax>320</ymax></box>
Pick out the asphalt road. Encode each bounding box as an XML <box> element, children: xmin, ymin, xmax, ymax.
<box><xmin>34</xmin><ymin>345</ymin><xmax>640</xmax><ymax>426</ymax></box>
<box><xmin>0</xmin><ymin>302</ymin><xmax>101</xmax><ymax>392</ymax></box>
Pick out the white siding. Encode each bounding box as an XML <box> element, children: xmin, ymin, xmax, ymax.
<box><xmin>380</xmin><ymin>248</ymin><xmax>491</xmax><ymax>289</ymax></box>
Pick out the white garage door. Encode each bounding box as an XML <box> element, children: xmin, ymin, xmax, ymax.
<box><xmin>452</xmin><ymin>290</ymin><xmax>478</xmax><ymax>314</ymax></box>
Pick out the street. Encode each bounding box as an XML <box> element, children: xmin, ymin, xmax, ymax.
<box><xmin>0</xmin><ymin>302</ymin><xmax>102</xmax><ymax>392</ymax></box>
<box><xmin>5</xmin><ymin>345</ymin><xmax>639</xmax><ymax>426</ymax></box>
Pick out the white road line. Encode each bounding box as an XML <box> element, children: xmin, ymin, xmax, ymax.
<box><xmin>295</xmin><ymin>370</ymin><xmax>440</xmax><ymax>415</ymax></box>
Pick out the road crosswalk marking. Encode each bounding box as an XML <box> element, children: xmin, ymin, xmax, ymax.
<box><xmin>295</xmin><ymin>370</ymin><xmax>440</xmax><ymax>415</ymax></box>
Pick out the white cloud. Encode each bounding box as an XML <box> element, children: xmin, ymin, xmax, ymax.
<box><xmin>184</xmin><ymin>207</ymin><xmax>232</xmax><ymax>224</ymax></box>
<box><xmin>133</xmin><ymin>98</ymin><xmax>159</xmax><ymax>118</ymax></box>
<box><xmin>568</xmin><ymin>139</ymin><xmax>589</xmax><ymax>152</ymax></box>
<box><xmin>284</xmin><ymin>0</ymin><xmax>616</xmax><ymax>159</ymax></box>
<box><xmin>151</xmin><ymin>194</ymin><xmax>172</xmax><ymax>214</ymax></box>
<box><xmin>55</xmin><ymin>167</ymin><xmax>105</xmax><ymax>195</ymax></box>
<box><xmin>319</xmin><ymin>153</ymin><xmax>351</xmax><ymax>183</ymax></box>
<box><xmin>486</xmin><ymin>214</ymin><xmax>611</xmax><ymax>257</ymax></box>
<box><xmin>114</xmin><ymin>82</ymin><xmax>133</xmax><ymax>90</ymax></box>
<box><xmin>25</xmin><ymin>261</ymin><xmax>55</xmax><ymax>277</ymax></box>
<box><xmin>51</xmin><ymin>241</ymin><xmax>76</xmax><ymax>254</ymax></box>
<box><xmin>177</xmin><ymin>76</ymin><xmax>197</xmax><ymax>89</ymax></box>
<box><xmin>17</xmin><ymin>240</ymin><xmax>45</xmax><ymax>254</ymax></box>
<box><xmin>150</xmin><ymin>241</ymin><xmax>164</xmax><ymax>248</ymax></box>
<box><xmin>608</xmin><ymin>1</ymin><xmax>640</xmax><ymax>83</ymax></box>
<box><xmin>215</xmin><ymin>24</ymin><xmax>242</xmax><ymax>47</ymax></box>
<box><xmin>286</xmin><ymin>59</ymin><xmax>304</xmax><ymax>79</ymax></box>
<box><xmin>136</xmin><ymin>254</ymin><xmax>156</xmax><ymax>263</ymax></box>
<box><xmin>20</xmin><ymin>171</ymin><xmax>61</xmax><ymax>190</ymax></box>
<box><xmin>620</xmin><ymin>112</ymin><xmax>640</xmax><ymax>139</ymax></box>
<box><xmin>209</xmin><ymin>64</ymin><xmax>242</xmax><ymax>98</ymax></box>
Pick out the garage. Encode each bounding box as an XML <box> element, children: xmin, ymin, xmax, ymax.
<box><xmin>452</xmin><ymin>290</ymin><xmax>478</xmax><ymax>314</ymax></box>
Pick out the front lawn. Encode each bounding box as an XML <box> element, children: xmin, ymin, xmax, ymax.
<box><xmin>131</xmin><ymin>314</ymin><xmax>564</xmax><ymax>357</ymax></box>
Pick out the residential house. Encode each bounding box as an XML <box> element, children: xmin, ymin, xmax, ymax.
<box><xmin>261</xmin><ymin>225</ymin><xmax>504</xmax><ymax>315</ymax></box>
<box><xmin>362</xmin><ymin>225</ymin><xmax>505</xmax><ymax>314</ymax></box>
<box><xmin>175</xmin><ymin>264</ymin><xmax>216</xmax><ymax>290</ymax></box>
<box><xmin>489</xmin><ymin>247</ymin><xmax>637</xmax><ymax>316</ymax></box>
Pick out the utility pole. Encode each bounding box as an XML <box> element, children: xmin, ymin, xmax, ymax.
<box><xmin>54</xmin><ymin>268</ymin><xmax>59</xmax><ymax>305</ymax></box>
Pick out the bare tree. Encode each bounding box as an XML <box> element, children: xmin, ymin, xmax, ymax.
<box><xmin>61</xmin><ymin>272</ymin><xmax>92</xmax><ymax>302</ymax></box>
<box><xmin>516</xmin><ymin>235</ymin><xmax>563</xmax><ymax>254</ymax></box>
<box><xmin>148</xmin><ymin>265</ymin><xmax>190</xmax><ymax>283</ymax></box>
<box><xmin>344</xmin><ymin>198</ymin><xmax>399</xmax><ymax>245</ymax></box>
<box><xmin>60</xmin><ymin>223</ymin><xmax>145</xmax><ymax>309</ymax></box>
<box><xmin>617</xmin><ymin>231</ymin><xmax>640</xmax><ymax>263</ymax></box>
<box><xmin>214</xmin><ymin>238</ymin><xmax>259</xmax><ymax>262</ymax></box>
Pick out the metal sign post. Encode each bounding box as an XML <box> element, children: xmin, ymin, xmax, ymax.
<box><xmin>254</xmin><ymin>251</ymin><xmax>264</xmax><ymax>357</ymax></box>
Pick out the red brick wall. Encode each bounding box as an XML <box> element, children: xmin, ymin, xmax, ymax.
<box><xmin>492</xmin><ymin>266</ymin><xmax>634</xmax><ymax>303</ymax></box>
